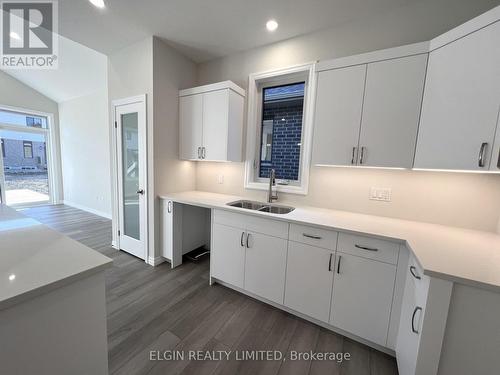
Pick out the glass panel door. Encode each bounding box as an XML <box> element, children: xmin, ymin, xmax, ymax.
<box><xmin>121</xmin><ymin>112</ymin><xmax>140</xmax><ymax>240</ymax></box>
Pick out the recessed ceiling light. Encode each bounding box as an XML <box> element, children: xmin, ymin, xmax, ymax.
<box><xmin>10</xmin><ymin>32</ymin><xmax>20</xmax><ymax>40</ymax></box>
<box><xmin>266</xmin><ymin>19</ymin><xmax>278</xmax><ymax>32</ymax></box>
<box><xmin>89</xmin><ymin>0</ymin><xmax>106</xmax><ymax>9</ymax></box>
<box><xmin>8</xmin><ymin>274</ymin><xmax>16</xmax><ymax>281</ymax></box>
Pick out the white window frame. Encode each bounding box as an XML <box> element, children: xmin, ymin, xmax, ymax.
<box><xmin>0</xmin><ymin>104</ymin><xmax>61</xmax><ymax>206</ymax></box>
<box><xmin>244</xmin><ymin>62</ymin><xmax>317</xmax><ymax>195</ymax></box>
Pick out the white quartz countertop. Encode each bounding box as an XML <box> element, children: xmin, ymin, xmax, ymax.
<box><xmin>160</xmin><ymin>191</ymin><xmax>500</xmax><ymax>292</ymax></box>
<box><xmin>0</xmin><ymin>205</ymin><xmax>112</xmax><ymax>310</ymax></box>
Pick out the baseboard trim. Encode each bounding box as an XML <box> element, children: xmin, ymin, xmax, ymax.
<box><xmin>63</xmin><ymin>200</ymin><xmax>112</xmax><ymax>219</ymax></box>
<box><xmin>148</xmin><ymin>256</ymin><xmax>167</xmax><ymax>266</ymax></box>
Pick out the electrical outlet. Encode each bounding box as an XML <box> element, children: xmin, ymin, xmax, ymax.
<box><xmin>217</xmin><ymin>174</ymin><xmax>224</xmax><ymax>184</ymax></box>
<box><xmin>369</xmin><ymin>187</ymin><xmax>392</xmax><ymax>202</ymax></box>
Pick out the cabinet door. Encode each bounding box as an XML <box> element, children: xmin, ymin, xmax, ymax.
<box><xmin>396</xmin><ymin>263</ymin><xmax>424</xmax><ymax>375</ymax></box>
<box><xmin>358</xmin><ymin>54</ymin><xmax>427</xmax><ymax>168</ymax></box>
<box><xmin>415</xmin><ymin>22</ymin><xmax>500</xmax><ymax>170</ymax></box>
<box><xmin>330</xmin><ymin>253</ymin><xmax>396</xmax><ymax>346</ymax></box>
<box><xmin>202</xmin><ymin>89</ymin><xmax>229</xmax><ymax>161</ymax></box>
<box><xmin>284</xmin><ymin>242</ymin><xmax>334</xmax><ymax>323</ymax></box>
<box><xmin>244</xmin><ymin>231</ymin><xmax>288</xmax><ymax>304</ymax></box>
<box><xmin>161</xmin><ymin>200</ymin><xmax>173</xmax><ymax>260</ymax></box>
<box><xmin>211</xmin><ymin>223</ymin><xmax>245</xmax><ymax>288</ymax></box>
<box><xmin>179</xmin><ymin>94</ymin><xmax>203</xmax><ymax>160</ymax></box>
<box><xmin>312</xmin><ymin>65</ymin><xmax>366</xmax><ymax>166</ymax></box>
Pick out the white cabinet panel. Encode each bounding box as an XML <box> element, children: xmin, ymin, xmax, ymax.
<box><xmin>244</xmin><ymin>231</ymin><xmax>288</xmax><ymax>304</ymax></box>
<box><xmin>161</xmin><ymin>200</ymin><xmax>173</xmax><ymax>261</ymax></box>
<box><xmin>202</xmin><ymin>90</ymin><xmax>229</xmax><ymax>161</ymax></box>
<box><xmin>415</xmin><ymin>21</ymin><xmax>500</xmax><ymax>170</ymax></box>
<box><xmin>179</xmin><ymin>82</ymin><xmax>244</xmax><ymax>162</ymax></box>
<box><xmin>284</xmin><ymin>242</ymin><xmax>334</xmax><ymax>322</ymax></box>
<box><xmin>312</xmin><ymin>65</ymin><xmax>366</xmax><ymax>166</ymax></box>
<box><xmin>179</xmin><ymin>94</ymin><xmax>203</xmax><ymax>160</ymax></box>
<box><xmin>330</xmin><ymin>253</ymin><xmax>396</xmax><ymax>346</ymax></box>
<box><xmin>289</xmin><ymin>223</ymin><xmax>338</xmax><ymax>250</ymax></box>
<box><xmin>337</xmin><ymin>232</ymin><xmax>400</xmax><ymax>265</ymax></box>
<box><xmin>211</xmin><ymin>223</ymin><xmax>245</xmax><ymax>288</ymax></box>
<box><xmin>358</xmin><ymin>54</ymin><xmax>427</xmax><ymax>168</ymax></box>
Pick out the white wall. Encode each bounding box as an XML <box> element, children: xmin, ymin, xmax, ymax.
<box><xmin>0</xmin><ymin>70</ymin><xmax>63</xmax><ymax>202</ymax></box>
<box><xmin>108</xmin><ymin>36</ymin><xmax>198</xmax><ymax>259</ymax></box>
<box><xmin>107</xmin><ymin>37</ymin><xmax>154</xmax><ymax>250</ymax></box>
<box><xmin>152</xmin><ymin>36</ymin><xmax>198</xmax><ymax>259</ymax></box>
<box><xmin>58</xmin><ymin>89</ymin><xmax>111</xmax><ymax>217</ymax></box>
<box><xmin>195</xmin><ymin>0</ymin><xmax>500</xmax><ymax>232</ymax></box>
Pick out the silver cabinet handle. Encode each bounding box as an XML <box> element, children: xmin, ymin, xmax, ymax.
<box><xmin>303</xmin><ymin>233</ymin><xmax>322</xmax><ymax>240</ymax></box>
<box><xmin>351</xmin><ymin>147</ymin><xmax>357</xmax><ymax>164</ymax></box>
<box><xmin>478</xmin><ymin>142</ymin><xmax>488</xmax><ymax>167</ymax></box>
<box><xmin>246</xmin><ymin>233</ymin><xmax>251</xmax><ymax>248</ymax></box>
<box><xmin>240</xmin><ymin>232</ymin><xmax>245</xmax><ymax>247</ymax></box>
<box><xmin>337</xmin><ymin>255</ymin><xmax>341</xmax><ymax>274</ymax></box>
<box><xmin>328</xmin><ymin>253</ymin><xmax>333</xmax><ymax>272</ymax></box>
<box><xmin>202</xmin><ymin>147</ymin><xmax>206</xmax><ymax>159</ymax></box>
<box><xmin>410</xmin><ymin>265</ymin><xmax>421</xmax><ymax>280</ymax></box>
<box><xmin>355</xmin><ymin>244</ymin><xmax>378</xmax><ymax>252</ymax></box>
<box><xmin>411</xmin><ymin>306</ymin><xmax>423</xmax><ymax>334</ymax></box>
<box><xmin>167</xmin><ymin>201</ymin><xmax>172</xmax><ymax>213</ymax></box>
<box><xmin>197</xmin><ymin>147</ymin><xmax>201</xmax><ymax>159</ymax></box>
<box><xmin>359</xmin><ymin>146</ymin><xmax>366</xmax><ymax>164</ymax></box>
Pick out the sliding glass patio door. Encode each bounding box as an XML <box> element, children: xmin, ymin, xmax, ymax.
<box><xmin>0</xmin><ymin>108</ymin><xmax>52</xmax><ymax>206</ymax></box>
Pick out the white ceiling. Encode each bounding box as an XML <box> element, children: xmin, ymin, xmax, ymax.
<box><xmin>59</xmin><ymin>0</ymin><xmax>424</xmax><ymax>62</ymax></box>
<box><xmin>3</xmin><ymin>34</ymin><xmax>107</xmax><ymax>103</ymax></box>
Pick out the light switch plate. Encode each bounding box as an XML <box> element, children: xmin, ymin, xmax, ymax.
<box><xmin>217</xmin><ymin>174</ymin><xmax>224</xmax><ymax>184</ymax></box>
<box><xmin>369</xmin><ymin>187</ymin><xmax>392</xmax><ymax>202</ymax></box>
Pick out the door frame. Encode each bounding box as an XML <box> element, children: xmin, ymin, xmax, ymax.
<box><xmin>0</xmin><ymin>104</ymin><xmax>61</xmax><ymax>206</ymax></box>
<box><xmin>111</xmin><ymin>94</ymin><xmax>149</xmax><ymax>262</ymax></box>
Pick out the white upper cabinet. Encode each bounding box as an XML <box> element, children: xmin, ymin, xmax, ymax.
<box><xmin>179</xmin><ymin>81</ymin><xmax>245</xmax><ymax>162</ymax></box>
<box><xmin>179</xmin><ymin>94</ymin><xmax>203</xmax><ymax>160</ymax></box>
<box><xmin>312</xmin><ymin>44</ymin><xmax>428</xmax><ymax>168</ymax></box>
<box><xmin>414</xmin><ymin>21</ymin><xmax>500</xmax><ymax>170</ymax></box>
<box><xmin>358</xmin><ymin>54</ymin><xmax>427</xmax><ymax>168</ymax></box>
<box><xmin>312</xmin><ymin>65</ymin><xmax>366</xmax><ymax>166</ymax></box>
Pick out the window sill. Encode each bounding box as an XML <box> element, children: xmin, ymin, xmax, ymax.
<box><xmin>244</xmin><ymin>181</ymin><xmax>308</xmax><ymax>195</ymax></box>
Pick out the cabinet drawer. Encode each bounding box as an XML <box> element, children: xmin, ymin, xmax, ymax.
<box><xmin>213</xmin><ymin>209</ymin><xmax>289</xmax><ymax>239</ymax></box>
<box><xmin>289</xmin><ymin>223</ymin><xmax>338</xmax><ymax>250</ymax></box>
<box><xmin>337</xmin><ymin>233</ymin><xmax>400</xmax><ymax>265</ymax></box>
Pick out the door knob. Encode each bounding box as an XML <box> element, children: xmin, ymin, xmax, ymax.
<box><xmin>136</xmin><ymin>189</ymin><xmax>145</xmax><ymax>195</ymax></box>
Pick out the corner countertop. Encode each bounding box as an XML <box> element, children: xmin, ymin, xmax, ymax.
<box><xmin>160</xmin><ymin>191</ymin><xmax>500</xmax><ymax>293</ymax></box>
<box><xmin>0</xmin><ymin>205</ymin><xmax>112</xmax><ymax>310</ymax></box>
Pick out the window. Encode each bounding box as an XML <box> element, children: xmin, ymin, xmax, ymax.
<box><xmin>23</xmin><ymin>141</ymin><xmax>33</xmax><ymax>158</ymax></box>
<box><xmin>258</xmin><ymin>82</ymin><xmax>305</xmax><ymax>181</ymax></box>
<box><xmin>245</xmin><ymin>63</ymin><xmax>316</xmax><ymax>195</ymax></box>
<box><xmin>0</xmin><ymin>110</ymin><xmax>48</xmax><ymax>129</ymax></box>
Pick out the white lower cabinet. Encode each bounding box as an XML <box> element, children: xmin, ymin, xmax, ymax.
<box><xmin>211</xmin><ymin>209</ymin><xmax>403</xmax><ymax>353</ymax></box>
<box><xmin>284</xmin><ymin>241</ymin><xmax>335</xmax><ymax>322</ymax></box>
<box><xmin>244</xmin><ymin>231</ymin><xmax>288</xmax><ymax>304</ymax></box>
<box><xmin>396</xmin><ymin>256</ymin><xmax>452</xmax><ymax>375</ymax></box>
<box><xmin>330</xmin><ymin>253</ymin><xmax>397</xmax><ymax>346</ymax></box>
<box><xmin>211</xmin><ymin>223</ymin><xmax>245</xmax><ymax>288</ymax></box>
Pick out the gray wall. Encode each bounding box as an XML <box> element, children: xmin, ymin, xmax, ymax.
<box><xmin>195</xmin><ymin>0</ymin><xmax>500</xmax><ymax>232</ymax></box>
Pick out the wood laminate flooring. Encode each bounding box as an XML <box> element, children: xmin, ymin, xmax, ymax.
<box><xmin>22</xmin><ymin>204</ymin><xmax>398</xmax><ymax>375</ymax></box>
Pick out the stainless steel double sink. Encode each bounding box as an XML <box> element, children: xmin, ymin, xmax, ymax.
<box><xmin>227</xmin><ymin>200</ymin><xmax>295</xmax><ymax>215</ymax></box>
